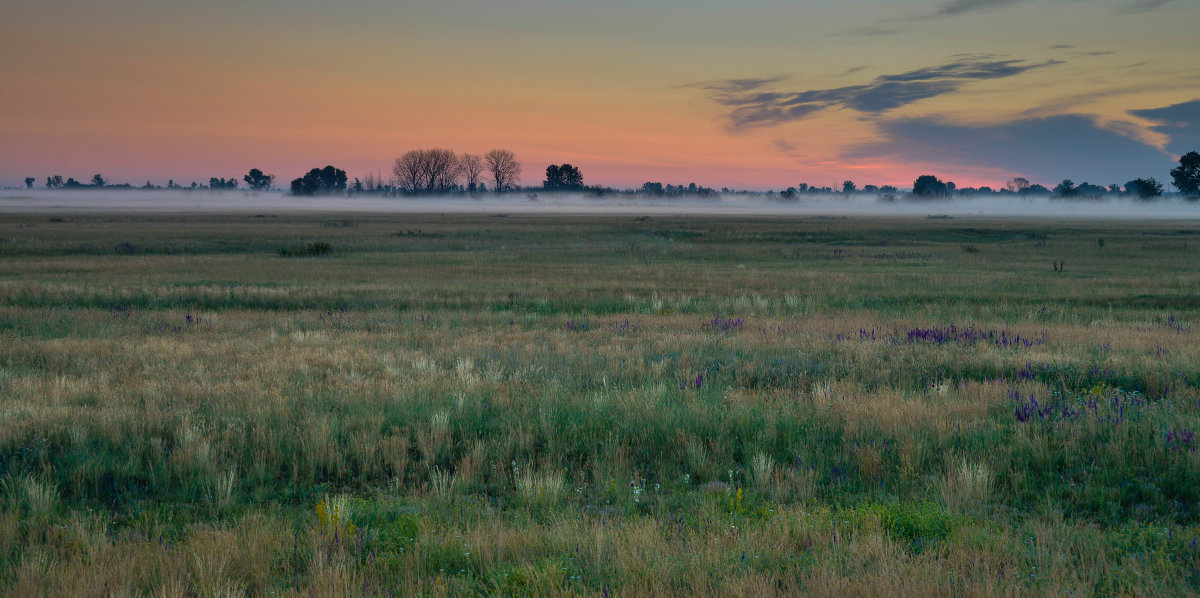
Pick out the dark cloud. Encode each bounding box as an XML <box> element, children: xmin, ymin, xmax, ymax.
<box><xmin>773</xmin><ymin>139</ymin><xmax>797</xmax><ymax>153</ymax></box>
<box><xmin>701</xmin><ymin>76</ymin><xmax>789</xmax><ymax>93</ymax></box>
<box><xmin>834</xmin><ymin>25</ymin><xmax>905</xmax><ymax>37</ymax></box>
<box><xmin>708</xmin><ymin>56</ymin><xmax>1061</xmax><ymax>130</ymax></box>
<box><xmin>1130</xmin><ymin>99</ymin><xmax>1200</xmax><ymax>154</ymax></box>
<box><xmin>1120</xmin><ymin>0</ymin><xmax>1176</xmax><ymax>14</ymax></box>
<box><xmin>935</xmin><ymin>0</ymin><xmax>1023</xmax><ymax>17</ymax></box>
<box><xmin>839</xmin><ymin>0</ymin><xmax>1176</xmax><ymax>37</ymax></box>
<box><xmin>845</xmin><ymin>115</ymin><xmax>1175</xmax><ymax>184</ymax></box>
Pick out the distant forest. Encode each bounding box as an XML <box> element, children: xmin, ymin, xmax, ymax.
<box><xmin>23</xmin><ymin>150</ymin><xmax>1200</xmax><ymax>200</ymax></box>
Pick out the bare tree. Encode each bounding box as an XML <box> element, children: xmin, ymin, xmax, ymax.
<box><xmin>424</xmin><ymin>148</ymin><xmax>461</xmax><ymax>192</ymax></box>
<box><xmin>484</xmin><ymin>149</ymin><xmax>521</xmax><ymax>193</ymax></box>
<box><xmin>393</xmin><ymin>148</ymin><xmax>462</xmax><ymax>193</ymax></box>
<box><xmin>1005</xmin><ymin>177</ymin><xmax>1031</xmax><ymax>193</ymax></box>
<box><xmin>393</xmin><ymin>151</ymin><xmax>424</xmax><ymax>192</ymax></box>
<box><xmin>460</xmin><ymin>153</ymin><xmax>483</xmax><ymax>192</ymax></box>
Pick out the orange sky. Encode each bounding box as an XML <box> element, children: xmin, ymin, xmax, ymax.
<box><xmin>2</xmin><ymin>0</ymin><xmax>1199</xmax><ymax>190</ymax></box>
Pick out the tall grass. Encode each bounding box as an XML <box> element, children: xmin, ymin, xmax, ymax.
<box><xmin>0</xmin><ymin>213</ymin><xmax>1198</xmax><ymax>595</ymax></box>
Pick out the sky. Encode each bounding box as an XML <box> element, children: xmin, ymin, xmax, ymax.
<box><xmin>2</xmin><ymin>0</ymin><xmax>1198</xmax><ymax>190</ymax></box>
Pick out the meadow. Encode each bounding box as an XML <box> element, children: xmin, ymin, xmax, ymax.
<box><xmin>0</xmin><ymin>211</ymin><xmax>1198</xmax><ymax>596</ymax></box>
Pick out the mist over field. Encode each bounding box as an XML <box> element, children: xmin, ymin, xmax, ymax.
<box><xmin>2</xmin><ymin>188</ymin><xmax>1199</xmax><ymax>219</ymax></box>
<box><xmin>4</xmin><ymin>0</ymin><xmax>1200</xmax><ymax>593</ymax></box>
<box><xmin>3</xmin><ymin>210</ymin><xmax>1199</xmax><ymax>596</ymax></box>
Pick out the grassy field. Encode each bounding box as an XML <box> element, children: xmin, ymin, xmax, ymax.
<box><xmin>1</xmin><ymin>212</ymin><xmax>1198</xmax><ymax>596</ymax></box>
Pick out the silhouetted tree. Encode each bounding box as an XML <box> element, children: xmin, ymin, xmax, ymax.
<box><xmin>64</xmin><ymin>177</ymin><xmax>82</xmax><ymax>188</ymax></box>
<box><xmin>544</xmin><ymin>165</ymin><xmax>561</xmax><ymax>190</ymax></box>
<box><xmin>642</xmin><ymin>182</ymin><xmax>664</xmax><ymax>194</ymax></box>
<box><xmin>484</xmin><ymin>149</ymin><xmax>520</xmax><ymax>192</ymax></box>
<box><xmin>1171</xmin><ymin>151</ymin><xmax>1200</xmax><ymax>199</ymax></box>
<box><xmin>392</xmin><ymin>151</ymin><xmax>423</xmax><ymax>192</ymax></box>
<box><xmin>1126</xmin><ymin>177</ymin><xmax>1163</xmax><ymax>199</ymax></box>
<box><xmin>1005</xmin><ymin>177</ymin><xmax>1031</xmax><ymax>193</ymax></box>
<box><xmin>543</xmin><ymin>164</ymin><xmax>583</xmax><ymax>191</ymax></box>
<box><xmin>24</xmin><ymin>177</ymin><xmax>34</xmax><ymax>189</ymax></box>
<box><xmin>1027</xmin><ymin>184</ymin><xmax>1050</xmax><ymax>194</ymax></box>
<box><xmin>392</xmin><ymin>149</ymin><xmax>462</xmax><ymax>193</ymax></box>
<box><xmin>290</xmin><ymin>165</ymin><xmax>347</xmax><ymax>196</ymax></box>
<box><xmin>244</xmin><ymin>168</ymin><xmax>274</xmax><ymax>191</ymax></box>
<box><xmin>46</xmin><ymin>176</ymin><xmax>63</xmax><ymax>189</ymax></box>
<box><xmin>1053</xmin><ymin>179</ymin><xmax>1077</xmax><ymax>197</ymax></box>
<box><xmin>912</xmin><ymin>175</ymin><xmax>949</xmax><ymax>197</ymax></box>
<box><xmin>842</xmin><ymin>180</ymin><xmax>856</xmax><ymax>193</ymax></box>
<box><xmin>209</xmin><ymin>177</ymin><xmax>237</xmax><ymax>190</ymax></box>
<box><xmin>562</xmin><ymin>164</ymin><xmax>583</xmax><ymax>189</ymax></box>
<box><xmin>422</xmin><ymin>149</ymin><xmax>461</xmax><ymax>192</ymax></box>
<box><xmin>1076</xmin><ymin>182</ymin><xmax>1105</xmax><ymax>198</ymax></box>
<box><xmin>460</xmin><ymin>153</ymin><xmax>483</xmax><ymax>192</ymax></box>
<box><xmin>91</xmin><ymin>174</ymin><xmax>106</xmax><ymax>187</ymax></box>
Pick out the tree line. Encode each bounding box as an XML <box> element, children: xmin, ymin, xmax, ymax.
<box><xmin>22</xmin><ymin>151</ymin><xmax>1200</xmax><ymax>200</ymax></box>
<box><xmin>389</xmin><ymin>149</ymin><xmax>521</xmax><ymax>194</ymax></box>
<box><xmin>35</xmin><ymin>170</ymin><xmax>275</xmax><ymax>192</ymax></box>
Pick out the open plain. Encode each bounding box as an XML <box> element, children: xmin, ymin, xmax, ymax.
<box><xmin>1</xmin><ymin>211</ymin><xmax>1198</xmax><ymax>596</ymax></box>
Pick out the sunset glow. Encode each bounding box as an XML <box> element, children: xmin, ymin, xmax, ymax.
<box><xmin>3</xmin><ymin>0</ymin><xmax>1198</xmax><ymax>189</ymax></box>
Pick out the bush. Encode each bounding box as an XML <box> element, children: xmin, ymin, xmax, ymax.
<box><xmin>277</xmin><ymin>242</ymin><xmax>333</xmax><ymax>257</ymax></box>
<box><xmin>880</xmin><ymin>502</ymin><xmax>954</xmax><ymax>553</ymax></box>
<box><xmin>1126</xmin><ymin>177</ymin><xmax>1164</xmax><ymax>199</ymax></box>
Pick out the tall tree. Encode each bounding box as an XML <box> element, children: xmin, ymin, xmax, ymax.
<box><xmin>91</xmin><ymin>174</ymin><xmax>106</xmax><ymax>187</ymax></box>
<box><xmin>1126</xmin><ymin>177</ymin><xmax>1163</xmax><ymax>199</ymax></box>
<box><xmin>460</xmin><ymin>153</ymin><xmax>483</xmax><ymax>192</ymax></box>
<box><xmin>423</xmin><ymin>149</ymin><xmax>462</xmax><ymax>192</ymax></box>
<box><xmin>290</xmin><ymin>166</ymin><xmax>347</xmax><ymax>196</ymax></box>
<box><xmin>392</xmin><ymin>151</ymin><xmax>424</xmax><ymax>193</ymax></box>
<box><xmin>543</xmin><ymin>164</ymin><xmax>583</xmax><ymax>191</ymax></box>
<box><xmin>559</xmin><ymin>164</ymin><xmax>583</xmax><ymax>189</ymax></box>
<box><xmin>393</xmin><ymin>149</ymin><xmax>462</xmax><ymax>193</ymax></box>
<box><xmin>543</xmin><ymin>164</ymin><xmax>562</xmax><ymax>190</ymax></box>
<box><xmin>24</xmin><ymin>177</ymin><xmax>34</xmax><ymax>189</ymax></box>
<box><xmin>1170</xmin><ymin>151</ymin><xmax>1200</xmax><ymax>199</ymax></box>
<box><xmin>244</xmin><ymin>168</ymin><xmax>274</xmax><ymax>191</ymax></box>
<box><xmin>1005</xmin><ymin>177</ymin><xmax>1031</xmax><ymax>193</ymax></box>
<box><xmin>484</xmin><ymin>149</ymin><xmax>521</xmax><ymax>192</ymax></box>
<box><xmin>912</xmin><ymin>175</ymin><xmax>949</xmax><ymax>197</ymax></box>
<box><xmin>842</xmin><ymin>180</ymin><xmax>856</xmax><ymax>193</ymax></box>
<box><xmin>1053</xmin><ymin>179</ymin><xmax>1077</xmax><ymax>197</ymax></box>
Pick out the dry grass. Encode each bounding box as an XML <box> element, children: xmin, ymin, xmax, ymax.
<box><xmin>1</xmin><ymin>213</ymin><xmax>1198</xmax><ymax>595</ymax></box>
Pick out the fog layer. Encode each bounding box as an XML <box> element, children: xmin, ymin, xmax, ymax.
<box><xmin>1</xmin><ymin>189</ymin><xmax>1198</xmax><ymax>220</ymax></box>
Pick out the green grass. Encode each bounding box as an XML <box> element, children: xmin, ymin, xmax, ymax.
<box><xmin>0</xmin><ymin>213</ymin><xmax>1198</xmax><ymax>596</ymax></box>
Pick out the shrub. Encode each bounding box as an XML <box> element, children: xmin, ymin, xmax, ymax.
<box><xmin>277</xmin><ymin>242</ymin><xmax>332</xmax><ymax>257</ymax></box>
<box><xmin>880</xmin><ymin>502</ymin><xmax>954</xmax><ymax>553</ymax></box>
